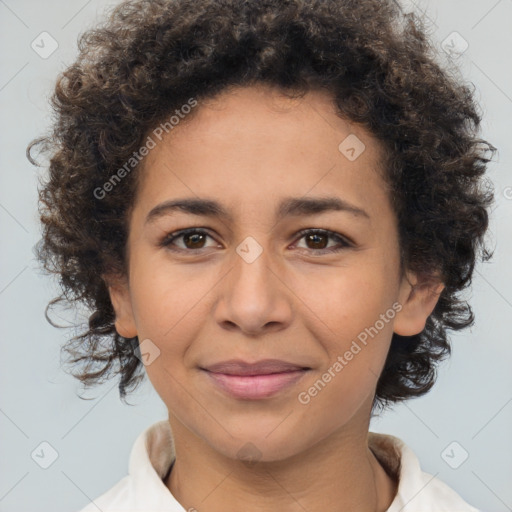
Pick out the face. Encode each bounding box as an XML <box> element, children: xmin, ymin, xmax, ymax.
<box><xmin>107</xmin><ymin>84</ymin><xmax>443</xmax><ymax>462</ymax></box>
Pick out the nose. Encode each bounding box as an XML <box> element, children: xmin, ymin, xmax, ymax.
<box><xmin>212</xmin><ymin>238</ymin><xmax>293</xmax><ymax>337</ymax></box>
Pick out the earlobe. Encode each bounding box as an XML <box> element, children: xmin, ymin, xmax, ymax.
<box><xmin>393</xmin><ymin>271</ymin><xmax>445</xmax><ymax>337</ymax></box>
<box><xmin>103</xmin><ymin>274</ymin><xmax>138</xmax><ymax>339</ymax></box>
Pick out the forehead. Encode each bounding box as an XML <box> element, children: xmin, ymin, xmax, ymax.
<box><xmin>133</xmin><ymin>84</ymin><xmax>391</xmax><ymax>224</ymax></box>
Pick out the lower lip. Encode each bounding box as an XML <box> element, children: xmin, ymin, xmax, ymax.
<box><xmin>203</xmin><ymin>369</ymin><xmax>309</xmax><ymax>400</ymax></box>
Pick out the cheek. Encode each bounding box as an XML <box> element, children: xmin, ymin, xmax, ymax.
<box><xmin>125</xmin><ymin>261</ymin><xmax>209</xmax><ymax>403</ymax></box>
<box><xmin>128</xmin><ymin>260</ymin><xmax>203</xmax><ymax>407</ymax></box>
<box><xmin>294</xmin><ymin>271</ymin><xmax>395</xmax><ymax>428</ymax></box>
<box><xmin>291</xmin><ymin>262</ymin><xmax>395</xmax><ymax>345</ymax></box>
<box><xmin>129</xmin><ymin>254</ymin><xmax>210</xmax><ymax>340</ymax></box>
<box><xmin>291</xmin><ymin>264</ymin><xmax>396</xmax><ymax>402</ymax></box>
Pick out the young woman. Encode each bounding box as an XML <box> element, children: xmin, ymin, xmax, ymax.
<box><xmin>28</xmin><ymin>0</ymin><xmax>494</xmax><ymax>510</ymax></box>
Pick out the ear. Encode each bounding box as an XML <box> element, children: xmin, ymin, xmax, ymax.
<box><xmin>393</xmin><ymin>270</ymin><xmax>445</xmax><ymax>336</ymax></box>
<box><xmin>102</xmin><ymin>273</ymin><xmax>138</xmax><ymax>339</ymax></box>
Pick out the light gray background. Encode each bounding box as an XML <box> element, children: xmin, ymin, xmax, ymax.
<box><xmin>1</xmin><ymin>0</ymin><xmax>511</xmax><ymax>511</ymax></box>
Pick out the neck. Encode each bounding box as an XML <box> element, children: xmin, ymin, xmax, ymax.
<box><xmin>163</xmin><ymin>415</ymin><xmax>397</xmax><ymax>512</ymax></box>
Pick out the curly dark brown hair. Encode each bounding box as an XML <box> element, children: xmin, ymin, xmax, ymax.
<box><xmin>27</xmin><ymin>0</ymin><xmax>495</xmax><ymax>411</ymax></box>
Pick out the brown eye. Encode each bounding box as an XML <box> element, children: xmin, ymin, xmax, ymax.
<box><xmin>182</xmin><ymin>232</ymin><xmax>207</xmax><ymax>249</ymax></box>
<box><xmin>160</xmin><ymin>228</ymin><xmax>216</xmax><ymax>251</ymax></box>
<box><xmin>294</xmin><ymin>229</ymin><xmax>352</xmax><ymax>254</ymax></box>
<box><xmin>305</xmin><ymin>232</ymin><xmax>328</xmax><ymax>249</ymax></box>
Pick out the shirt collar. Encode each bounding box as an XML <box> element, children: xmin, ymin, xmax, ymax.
<box><xmin>128</xmin><ymin>419</ymin><xmax>182</xmax><ymax>511</ymax></box>
<box><xmin>125</xmin><ymin>420</ymin><xmax>476</xmax><ymax>511</ymax></box>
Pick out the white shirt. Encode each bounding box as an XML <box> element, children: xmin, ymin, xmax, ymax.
<box><xmin>77</xmin><ymin>420</ymin><xmax>480</xmax><ymax>512</ymax></box>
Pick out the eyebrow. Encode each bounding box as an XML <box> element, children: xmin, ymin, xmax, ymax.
<box><xmin>145</xmin><ymin>196</ymin><xmax>371</xmax><ymax>226</ymax></box>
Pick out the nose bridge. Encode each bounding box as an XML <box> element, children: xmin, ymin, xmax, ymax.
<box><xmin>214</xmin><ymin>232</ymin><xmax>292</xmax><ymax>334</ymax></box>
<box><xmin>231</xmin><ymin>233</ymin><xmax>275</xmax><ymax>298</ymax></box>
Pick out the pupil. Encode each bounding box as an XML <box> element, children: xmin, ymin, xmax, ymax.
<box><xmin>308</xmin><ymin>233</ymin><xmax>327</xmax><ymax>249</ymax></box>
<box><xmin>185</xmin><ymin>233</ymin><xmax>204</xmax><ymax>248</ymax></box>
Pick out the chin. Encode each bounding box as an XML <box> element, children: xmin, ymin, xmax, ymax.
<box><xmin>202</xmin><ymin>423</ymin><xmax>309</xmax><ymax>464</ymax></box>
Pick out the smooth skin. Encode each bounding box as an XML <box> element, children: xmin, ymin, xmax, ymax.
<box><xmin>105</xmin><ymin>84</ymin><xmax>444</xmax><ymax>512</ymax></box>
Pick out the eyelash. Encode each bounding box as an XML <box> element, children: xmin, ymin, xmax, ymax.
<box><xmin>159</xmin><ymin>228</ymin><xmax>353</xmax><ymax>254</ymax></box>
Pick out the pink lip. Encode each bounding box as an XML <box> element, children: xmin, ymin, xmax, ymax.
<box><xmin>203</xmin><ymin>369</ymin><xmax>309</xmax><ymax>400</ymax></box>
<box><xmin>200</xmin><ymin>359</ymin><xmax>311</xmax><ymax>400</ymax></box>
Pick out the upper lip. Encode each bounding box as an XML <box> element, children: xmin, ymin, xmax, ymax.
<box><xmin>201</xmin><ymin>359</ymin><xmax>310</xmax><ymax>376</ymax></box>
